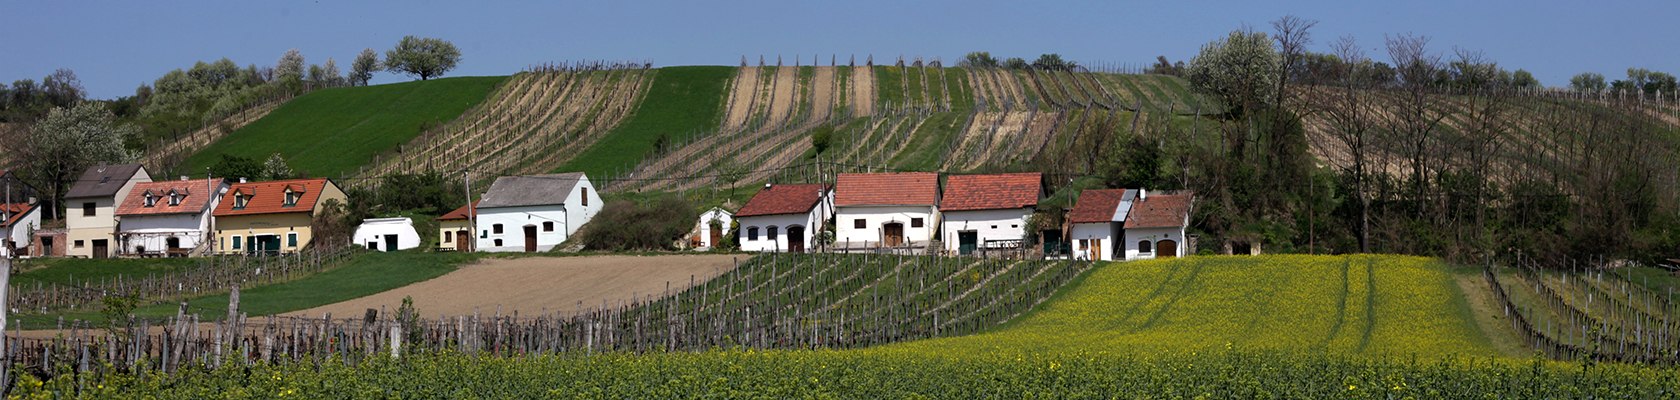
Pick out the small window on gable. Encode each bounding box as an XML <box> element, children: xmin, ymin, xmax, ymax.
<box><xmin>581</xmin><ymin>187</ymin><xmax>589</xmax><ymax>207</ymax></box>
<box><xmin>143</xmin><ymin>192</ymin><xmax>157</xmax><ymax>207</ymax></box>
<box><xmin>543</xmin><ymin>221</ymin><xmax>554</xmax><ymax>232</ymax></box>
<box><xmin>911</xmin><ymin>218</ymin><xmax>924</xmax><ymax>228</ymax></box>
<box><xmin>283</xmin><ymin>189</ymin><xmax>299</xmax><ymax>207</ymax></box>
<box><xmin>1139</xmin><ymin>240</ymin><xmax>1153</xmax><ymax>253</ymax></box>
<box><xmin>233</xmin><ymin>193</ymin><xmax>249</xmax><ymax>209</ymax></box>
<box><xmin>83</xmin><ymin>202</ymin><xmax>96</xmax><ymax>216</ymax></box>
<box><xmin>169</xmin><ymin>191</ymin><xmax>183</xmax><ymax>206</ymax></box>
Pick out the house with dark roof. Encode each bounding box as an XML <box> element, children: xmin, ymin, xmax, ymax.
<box><xmin>212</xmin><ymin>178</ymin><xmax>347</xmax><ymax>255</ymax></box>
<box><xmin>1122</xmin><ymin>191</ymin><xmax>1195</xmax><ymax>259</ymax></box>
<box><xmin>735</xmin><ymin>183</ymin><xmax>832</xmax><ymax>253</ymax></box>
<box><xmin>1067</xmin><ymin>188</ymin><xmax>1136</xmax><ymax>261</ymax></box>
<box><xmin>65</xmin><ymin>164</ymin><xmax>151</xmax><ymax>258</ymax></box>
<box><xmin>833</xmin><ymin>172</ymin><xmax>940</xmax><ymax>250</ymax></box>
<box><xmin>436</xmin><ymin>200</ymin><xmax>479</xmax><ymax>252</ymax></box>
<box><xmin>115</xmin><ymin>177</ymin><xmax>228</xmax><ymax>257</ymax></box>
<box><xmin>473</xmin><ymin>173</ymin><xmax>601</xmax><ymax>253</ymax></box>
<box><xmin>939</xmin><ymin>173</ymin><xmax>1042</xmax><ymax>256</ymax></box>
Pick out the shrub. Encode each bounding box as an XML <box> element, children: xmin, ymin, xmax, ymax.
<box><xmin>578</xmin><ymin>195</ymin><xmax>696</xmax><ymax>251</ymax></box>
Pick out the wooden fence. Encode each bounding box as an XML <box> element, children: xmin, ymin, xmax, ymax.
<box><xmin>7</xmin><ymin>246</ymin><xmax>356</xmax><ymax>315</ymax></box>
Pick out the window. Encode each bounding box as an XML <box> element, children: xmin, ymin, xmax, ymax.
<box><xmin>445</xmin><ymin>231</ymin><xmax>454</xmax><ymax>243</ymax></box>
<box><xmin>581</xmin><ymin>187</ymin><xmax>589</xmax><ymax>207</ymax></box>
<box><xmin>543</xmin><ymin>221</ymin><xmax>554</xmax><ymax>232</ymax></box>
<box><xmin>990</xmin><ymin>225</ymin><xmax>997</xmax><ymax>229</ymax></box>
<box><xmin>231</xmin><ymin>237</ymin><xmax>242</xmax><ymax>250</ymax></box>
<box><xmin>283</xmin><ymin>190</ymin><xmax>298</xmax><ymax>207</ymax></box>
<box><xmin>854</xmin><ymin>219</ymin><xmax>866</xmax><ymax>229</ymax></box>
<box><xmin>493</xmin><ymin>224</ymin><xmax>504</xmax><ymax>234</ymax></box>
<box><xmin>367</xmin><ymin>242</ymin><xmax>379</xmax><ymax>250</ymax></box>
<box><xmin>143</xmin><ymin>193</ymin><xmax>157</xmax><ymax>207</ymax></box>
<box><xmin>83</xmin><ymin>202</ymin><xmax>96</xmax><ymax>216</ymax></box>
<box><xmin>767</xmin><ymin>226</ymin><xmax>779</xmax><ymax>240</ymax></box>
<box><xmin>74</xmin><ymin>240</ymin><xmax>85</xmax><ymax>248</ymax></box>
<box><xmin>493</xmin><ymin>239</ymin><xmax>503</xmax><ymax>247</ymax></box>
<box><xmin>1138</xmin><ymin>240</ymin><xmax>1153</xmax><ymax>253</ymax></box>
<box><xmin>287</xmin><ymin>233</ymin><xmax>298</xmax><ymax>247</ymax></box>
<box><xmin>233</xmin><ymin>194</ymin><xmax>248</xmax><ymax>209</ymax></box>
<box><xmin>911</xmin><ymin>218</ymin><xmax>924</xmax><ymax>228</ymax></box>
<box><xmin>747</xmin><ymin>227</ymin><xmax>759</xmax><ymax>241</ymax></box>
<box><xmin>169</xmin><ymin>193</ymin><xmax>182</xmax><ymax>206</ymax></box>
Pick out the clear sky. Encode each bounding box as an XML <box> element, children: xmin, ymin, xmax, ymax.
<box><xmin>4</xmin><ymin>1</ymin><xmax>1676</xmax><ymax>99</ymax></box>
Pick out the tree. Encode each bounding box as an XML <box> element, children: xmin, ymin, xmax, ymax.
<box><xmin>350</xmin><ymin>48</ymin><xmax>381</xmax><ymax>86</ymax></box>
<box><xmin>384</xmin><ymin>36</ymin><xmax>461</xmax><ymax>80</ymax></box>
<box><xmin>1148</xmin><ymin>56</ymin><xmax>1184</xmax><ymax>76</ymax></box>
<box><xmin>321</xmin><ymin>57</ymin><xmax>343</xmax><ymax>86</ymax></box>
<box><xmin>276</xmin><ymin>49</ymin><xmax>305</xmax><ymax>81</ymax></box>
<box><xmin>1003</xmin><ymin>57</ymin><xmax>1028</xmax><ymax>70</ymax></box>
<box><xmin>1510</xmin><ymin>69</ymin><xmax>1540</xmax><ymax>89</ymax></box>
<box><xmin>21</xmin><ymin>103</ymin><xmax>136</xmax><ymax>220</ymax></box>
<box><xmin>1312</xmin><ymin>35</ymin><xmax>1378</xmax><ymax>252</ymax></box>
<box><xmin>210</xmin><ymin>154</ymin><xmax>263</xmax><ymax>180</ymax></box>
<box><xmin>1032</xmin><ymin>53</ymin><xmax>1070</xmax><ymax>70</ymax></box>
<box><xmin>1569</xmin><ymin>72</ymin><xmax>1606</xmax><ymax>92</ymax></box>
<box><xmin>1270</xmin><ymin>15</ymin><xmax>1318</xmax><ymax>106</ymax></box>
<box><xmin>960</xmin><ymin>51</ymin><xmax>998</xmax><ymax>68</ymax></box>
<box><xmin>262</xmin><ymin>153</ymin><xmax>294</xmax><ymax>180</ymax></box>
<box><xmin>1186</xmin><ymin>29</ymin><xmax>1281</xmax><ymax>117</ymax></box>
<box><xmin>41</xmin><ymin>69</ymin><xmax>85</xmax><ymax>108</ymax></box>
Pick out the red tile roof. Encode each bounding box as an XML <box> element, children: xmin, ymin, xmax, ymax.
<box><xmin>438</xmin><ymin>200</ymin><xmax>480</xmax><ymax>221</ymax></box>
<box><xmin>834</xmin><ymin>172</ymin><xmax>939</xmax><ymax>207</ymax></box>
<box><xmin>116</xmin><ymin>178</ymin><xmax>224</xmax><ymax>216</ymax></box>
<box><xmin>1125</xmin><ymin>192</ymin><xmax>1195</xmax><ymax>229</ymax></box>
<box><xmin>1068</xmin><ymin>189</ymin><xmax>1128</xmax><ymax>224</ymax></box>
<box><xmin>2</xmin><ymin>202</ymin><xmax>36</xmax><ymax>228</ymax></box>
<box><xmin>941</xmin><ymin>173</ymin><xmax>1041</xmax><ymax>211</ymax></box>
<box><xmin>736</xmin><ymin>184</ymin><xmax>829</xmax><ymax>217</ymax></box>
<box><xmin>213</xmin><ymin>178</ymin><xmax>336</xmax><ymax>217</ymax></box>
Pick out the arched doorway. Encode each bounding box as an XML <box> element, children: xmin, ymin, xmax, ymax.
<box><xmin>787</xmin><ymin>225</ymin><xmax>806</xmax><ymax>253</ymax></box>
<box><xmin>882</xmin><ymin>222</ymin><xmax>905</xmax><ymax>247</ymax></box>
<box><xmin>1156</xmin><ymin>239</ymin><xmax>1178</xmax><ymax>258</ymax></box>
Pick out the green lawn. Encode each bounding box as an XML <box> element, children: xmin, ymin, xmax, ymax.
<box><xmin>16</xmin><ymin>251</ymin><xmax>476</xmax><ymax>327</ymax></box>
<box><xmin>177</xmin><ymin>76</ymin><xmax>505</xmax><ymax>178</ymax></box>
<box><xmin>879</xmin><ymin>255</ymin><xmax>1512</xmax><ymax>359</ymax></box>
<box><xmin>11</xmin><ymin>257</ymin><xmax>202</xmax><ymax>288</ymax></box>
<box><xmin>559</xmin><ymin>66</ymin><xmax>734</xmax><ymax>179</ymax></box>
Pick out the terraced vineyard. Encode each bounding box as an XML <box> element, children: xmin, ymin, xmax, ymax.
<box><xmin>1486</xmin><ymin>261</ymin><xmax>1679</xmax><ymax>363</ymax></box>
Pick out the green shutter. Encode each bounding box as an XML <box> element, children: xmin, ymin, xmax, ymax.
<box><xmin>288</xmin><ymin>233</ymin><xmax>298</xmax><ymax>247</ymax></box>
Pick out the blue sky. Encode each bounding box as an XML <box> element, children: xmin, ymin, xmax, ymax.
<box><xmin>4</xmin><ymin>1</ymin><xmax>1676</xmax><ymax>99</ymax></box>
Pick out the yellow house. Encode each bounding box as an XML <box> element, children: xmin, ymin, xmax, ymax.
<box><xmin>436</xmin><ymin>200</ymin><xmax>477</xmax><ymax>251</ymax></box>
<box><xmin>212</xmin><ymin>178</ymin><xmax>347</xmax><ymax>255</ymax></box>
<box><xmin>63</xmin><ymin>164</ymin><xmax>150</xmax><ymax>258</ymax></box>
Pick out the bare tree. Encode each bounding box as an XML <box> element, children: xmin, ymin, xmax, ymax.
<box><xmin>1312</xmin><ymin>35</ymin><xmax>1377</xmax><ymax>252</ymax></box>
<box><xmin>1270</xmin><ymin>15</ymin><xmax>1318</xmax><ymax>107</ymax></box>
<box><xmin>1383</xmin><ymin>33</ymin><xmax>1449</xmax><ymax>219</ymax></box>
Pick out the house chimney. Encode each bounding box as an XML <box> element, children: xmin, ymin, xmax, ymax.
<box><xmin>1139</xmin><ymin>188</ymin><xmax>1147</xmax><ymax>201</ymax></box>
<box><xmin>27</xmin><ymin>196</ymin><xmax>37</xmax><ymax>205</ymax></box>
<box><xmin>239</xmin><ymin>177</ymin><xmax>248</xmax><ymax>183</ymax></box>
<box><xmin>180</xmin><ymin>176</ymin><xmax>189</xmax><ymax>181</ymax></box>
<box><xmin>765</xmin><ymin>183</ymin><xmax>773</xmax><ymax>189</ymax></box>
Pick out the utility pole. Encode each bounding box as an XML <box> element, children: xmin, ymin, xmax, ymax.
<box><xmin>464</xmin><ymin>170</ymin><xmax>474</xmax><ymax>251</ymax></box>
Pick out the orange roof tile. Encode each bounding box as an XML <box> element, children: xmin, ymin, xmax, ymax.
<box><xmin>116</xmin><ymin>178</ymin><xmax>224</xmax><ymax>216</ymax></box>
<box><xmin>736</xmin><ymin>184</ymin><xmax>829</xmax><ymax>217</ymax></box>
<box><xmin>1</xmin><ymin>202</ymin><xmax>36</xmax><ymax>228</ymax></box>
<box><xmin>438</xmin><ymin>200</ymin><xmax>480</xmax><ymax>221</ymax></box>
<box><xmin>834</xmin><ymin>172</ymin><xmax>939</xmax><ymax>207</ymax></box>
<box><xmin>213</xmin><ymin>178</ymin><xmax>335</xmax><ymax>217</ymax></box>
<box><xmin>1125</xmin><ymin>192</ymin><xmax>1194</xmax><ymax>229</ymax></box>
<box><xmin>1068</xmin><ymin>189</ymin><xmax>1129</xmax><ymax>224</ymax></box>
<box><xmin>941</xmin><ymin>173</ymin><xmax>1041</xmax><ymax>211</ymax></box>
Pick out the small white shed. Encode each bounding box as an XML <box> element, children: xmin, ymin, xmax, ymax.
<box><xmin>353</xmin><ymin>217</ymin><xmax>421</xmax><ymax>252</ymax></box>
<box><xmin>691</xmin><ymin>207</ymin><xmax>734</xmax><ymax>250</ymax></box>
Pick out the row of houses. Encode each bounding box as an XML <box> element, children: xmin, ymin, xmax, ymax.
<box><xmin>695</xmin><ymin>172</ymin><xmax>1194</xmax><ymax>261</ymax></box>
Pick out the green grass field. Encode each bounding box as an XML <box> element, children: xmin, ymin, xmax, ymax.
<box><xmin>559</xmin><ymin>66</ymin><xmax>734</xmax><ymax>178</ymax></box>
<box><xmin>882</xmin><ymin>255</ymin><xmax>1509</xmax><ymax>359</ymax></box>
<box><xmin>11</xmin><ymin>257</ymin><xmax>201</xmax><ymax>288</ymax></box>
<box><xmin>15</xmin><ymin>251</ymin><xmax>475</xmax><ymax>327</ymax></box>
<box><xmin>177</xmin><ymin>76</ymin><xmax>505</xmax><ymax>178</ymax></box>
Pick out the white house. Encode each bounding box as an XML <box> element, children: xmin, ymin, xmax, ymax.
<box><xmin>834</xmin><ymin>172</ymin><xmax>940</xmax><ymax>250</ymax></box>
<box><xmin>353</xmin><ymin>217</ymin><xmax>422</xmax><ymax>252</ymax></box>
<box><xmin>1067</xmin><ymin>188</ymin><xmax>1137</xmax><ymax>261</ymax></box>
<box><xmin>735</xmin><ymin>184</ymin><xmax>832</xmax><ymax>253</ymax></box>
<box><xmin>115</xmin><ymin>177</ymin><xmax>227</xmax><ymax>257</ymax></box>
<box><xmin>2</xmin><ymin>202</ymin><xmax>40</xmax><ymax>258</ymax></box>
<box><xmin>690</xmin><ymin>207</ymin><xmax>734</xmax><ymax>250</ymax></box>
<box><xmin>1122</xmin><ymin>191</ymin><xmax>1195</xmax><ymax>260</ymax></box>
<box><xmin>65</xmin><ymin>164</ymin><xmax>151</xmax><ymax>258</ymax></box>
<box><xmin>939</xmin><ymin>173</ymin><xmax>1042</xmax><ymax>256</ymax></box>
<box><xmin>474</xmin><ymin>173</ymin><xmax>602</xmax><ymax>253</ymax></box>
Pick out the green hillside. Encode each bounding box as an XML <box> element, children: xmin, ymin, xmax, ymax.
<box><xmin>883</xmin><ymin>255</ymin><xmax>1512</xmax><ymax>359</ymax></box>
<box><xmin>177</xmin><ymin>76</ymin><xmax>505</xmax><ymax>178</ymax></box>
<box><xmin>558</xmin><ymin>66</ymin><xmax>734</xmax><ymax>178</ymax></box>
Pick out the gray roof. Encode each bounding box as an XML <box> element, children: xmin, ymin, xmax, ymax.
<box><xmin>65</xmin><ymin>164</ymin><xmax>146</xmax><ymax>199</ymax></box>
<box><xmin>477</xmin><ymin>173</ymin><xmax>586</xmax><ymax>209</ymax></box>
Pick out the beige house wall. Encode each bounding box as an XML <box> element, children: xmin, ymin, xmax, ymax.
<box><xmin>215</xmin><ymin>213</ymin><xmax>314</xmax><ymax>254</ymax></box>
<box><xmin>438</xmin><ymin>219</ymin><xmax>472</xmax><ymax>250</ymax></box>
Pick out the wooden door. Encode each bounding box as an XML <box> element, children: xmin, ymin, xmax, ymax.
<box><xmin>708</xmin><ymin>222</ymin><xmax>723</xmax><ymax>248</ymax></box>
<box><xmin>456</xmin><ymin>229</ymin><xmax>470</xmax><ymax>252</ymax></box>
<box><xmin>883</xmin><ymin>223</ymin><xmax>904</xmax><ymax>247</ymax></box>
<box><xmin>1157</xmin><ymin>240</ymin><xmax>1178</xmax><ymax>258</ymax></box>
<box><xmin>92</xmin><ymin>240</ymin><xmax>109</xmax><ymax>259</ymax></box>
<box><xmin>523</xmin><ymin>225</ymin><xmax>538</xmax><ymax>252</ymax></box>
<box><xmin>788</xmin><ymin>226</ymin><xmax>805</xmax><ymax>253</ymax></box>
<box><xmin>1090</xmin><ymin>240</ymin><xmax>1102</xmax><ymax>261</ymax></box>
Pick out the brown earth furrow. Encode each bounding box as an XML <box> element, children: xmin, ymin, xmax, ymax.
<box><xmin>850</xmin><ymin>64</ymin><xmax>875</xmax><ymax>116</ymax></box>
<box><xmin>723</xmin><ymin>66</ymin><xmax>760</xmax><ymax>130</ymax></box>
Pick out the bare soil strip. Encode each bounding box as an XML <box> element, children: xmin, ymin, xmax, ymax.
<box><xmin>850</xmin><ymin>65</ymin><xmax>875</xmax><ymax>116</ymax></box>
<box><xmin>724</xmin><ymin>67</ymin><xmax>759</xmax><ymax>130</ymax></box>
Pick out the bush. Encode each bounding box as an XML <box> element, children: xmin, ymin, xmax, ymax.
<box><xmin>578</xmin><ymin>196</ymin><xmax>696</xmax><ymax>251</ymax></box>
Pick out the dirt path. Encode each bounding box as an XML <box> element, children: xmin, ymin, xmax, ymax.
<box><xmin>766</xmin><ymin>66</ymin><xmax>800</xmax><ymax>128</ymax></box>
<box><xmin>850</xmin><ymin>65</ymin><xmax>875</xmax><ymax>116</ymax></box>
<box><xmin>810</xmin><ymin>66</ymin><xmax>835</xmax><ymax>123</ymax></box>
<box><xmin>285</xmin><ymin>255</ymin><xmax>741</xmax><ymax>319</ymax></box>
<box><xmin>724</xmin><ymin>67</ymin><xmax>760</xmax><ymax>130</ymax></box>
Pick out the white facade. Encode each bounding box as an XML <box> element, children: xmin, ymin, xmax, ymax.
<box><xmin>474</xmin><ymin>180</ymin><xmax>602</xmax><ymax>253</ymax></box>
<box><xmin>2</xmin><ymin>206</ymin><xmax>40</xmax><ymax>258</ymax></box>
<box><xmin>835</xmin><ymin>205</ymin><xmax>938</xmax><ymax>249</ymax></box>
<box><xmin>1070</xmin><ymin>222</ymin><xmax>1119</xmax><ymax>261</ymax></box>
<box><xmin>119</xmin><ymin>213</ymin><xmax>211</xmax><ymax>255</ymax></box>
<box><xmin>738</xmin><ymin>212</ymin><xmax>824</xmax><ymax>252</ymax></box>
<box><xmin>692</xmin><ymin>208</ymin><xmax>733</xmax><ymax>250</ymax></box>
<box><xmin>940</xmin><ymin>208</ymin><xmax>1031</xmax><ymax>255</ymax></box>
<box><xmin>353</xmin><ymin>217</ymin><xmax>422</xmax><ymax>252</ymax></box>
<box><xmin>1123</xmin><ymin>227</ymin><xmax>1189</xmax><ymax>260</ymax></box>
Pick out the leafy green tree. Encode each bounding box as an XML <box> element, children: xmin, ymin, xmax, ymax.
<box><xmin>22</xmin><ymin>102</ymin><xmax>137</xmax><ymax>219</ymax></box>
<box><xmin>1032</xmin><ymin>53</ymin><xmax>1071</xmax><ymax>70</ymax></box>
<box><xmin>321</xmin><ymin>57</ymin><xmax>343</xmax><ymax>86</ymax></box>
<box><xmin>210</xmin><ymin>154</ymin><xmax>263</xmax><ymax>181</ymax></box>
<box><xmin>350</xmin><ymin>48</ymin><xmax>381</xmax><ymax>86</ymax></box>
<box><xmin>1003</xmin><ymin>57</ymin><xmax>1028</xmax><ymax>70</ymax></box>
<box><xmin>960</xmin><ymin>51</ymin><xmax>998</xmax><ymax>68</ymax></box>
<box><xmin>1510</xmin><ymin>69</ymin><xmax>1540</xmax><ymax>89</ymax></box>
<box><xmin>1569</xmin><ymin>72</ymin><xmax>1606</xmax><ymax>92</ymax></box>
<box><xmin>1186</xmin><ymin>30</ymin><xmax>1280</xmax><ymax>116</ymax></box>
<box><xmin>384</xmin><ymin>36</ymin><xmax>462</xmax><ymax>81</ymax></box>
